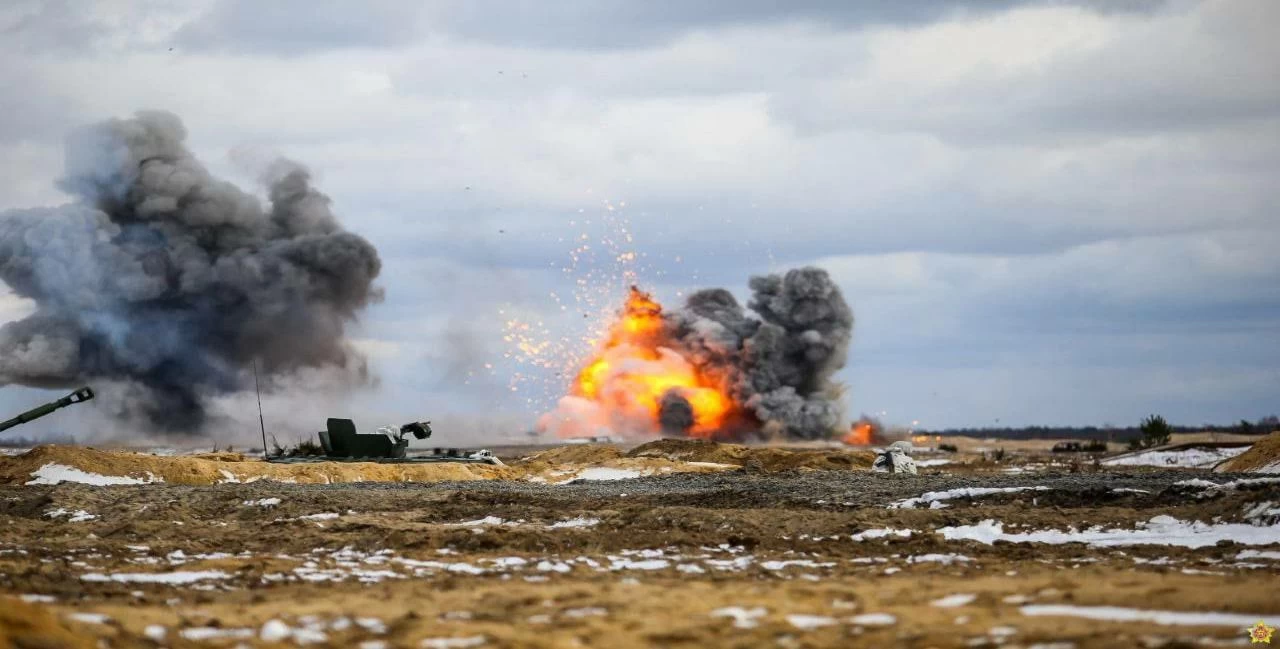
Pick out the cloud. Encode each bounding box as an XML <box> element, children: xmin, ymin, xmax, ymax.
<box><xmin>0</xmin><ymin>0</ymin><xmax>1276</xmax><ymax>433</ymax></box>
<box><xmin>175</xmin><ymin>0</ymin><xmax>424</xmax><ymax>55</ymax></box>
<box><xmin>772</xmin><ymin>1</ymin><xmax>1280</xmax><ymax>140</ymax></box>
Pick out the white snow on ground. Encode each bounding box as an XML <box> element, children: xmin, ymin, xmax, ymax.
<box><xmin>144</xmin><ymin>625</ymin><xmax>165</xmax><ymax>641</ymax></box>
<box><xmin>761</xmin><ymin>559</ymin><xmax>836</xmax><ymax>570</ymax></box>
<box><xmin>916</xmin><ymin>459</ymin><xmax>952</xmax><ymax>467</ymax></box>
<box><xmin>80</xmin><ymin>570</ymin><xmax>230</xmax><ymax>584</ymax></box>
<box><xmin>561</xmin><ymin>467</ymin><xmax>645</xmax><ymax>482</ymax></box>
<box><xmin>548</xmin><ymin>517</ymin><xmax>600</xmax><ymax>529</ymax></box>
<box><xmin>850</xmin><ymin>528</ymin><xmax>913</xmax><ymax>541</ymax></box>
<box><xmin>1236</xmin><ymin>549</ymin><xmax>1280</xmax><ymax>560</ymax></box>
<box><xmin>1258</xmin><ymin>460</ymin><xmax>1280</xmax><ymax>474</ymax></box>
<box><xmin>849</xmin><ymin>613</ymin><xmax>897</xmax><ymax>626</ymax></box>
<box><xmin>421</xmin><ymin>636</ymin><xmax>486</xmax><ymax>649</ymax></box>
<box><xmin>786</xmin><ymin>614</ymin><xmax>837</xmax><ymax>630</ymax></box>
<box><xmin>711</xmin><ymin>607</ymin><xmax>768</xmax><ymax>629</ymax></box>
<box><xmin>908</xmin><ymin>554</ymin><xmax>972</xmax><ymax>565</ymax></box>
<box><xmin>1020</xmin><ymin>605</ymin><xmax>1266</xmax><ymax>627</ymax></box>
<box><xmin>931</xmin><ymin>594</ymin><xmax>977</xmax><ymax>608</ymax></box>
<box><xmin>939</xmin><ymin>515</ymin><xmax>1280</xmax><ymax>548</ymax></box>
<box><xmin>20</xmin><ymin>594</ymin><xmax>55</xmax><ymax>603</ymax></box>
<box><xmin>1178</xmin><ymin>477</ymin><xmax>1280</xmax><ymax>491</ymax></box>
<box><xmin>450</xmin><ymin>516</ymin><xmax>505</xmax><ymax>527</ymax></box>
<box><xmin>26</xmin><ymin>463</ymin><xmax>161</xmax><ymax>486</ymax></box>
<box><xmin>299</xmin><ymin>513</ymin><xmax>340</xmax><ymax>521</ymax></box>
<box><xmin>890</xmin><ymin>486</ymin><xmax>1050</xmax><ymax>509</ymax></box>
<box><xmin>181</xmin><ymin>628</ymin><xmax>254</xmax><ymax>641</ymax></box>
<box><xmin>68</xmin><ymin>613</ymin><xmax>110</xmax><ymax>624</ymax></box>
<box><xmin>45</xmin><ymin>508</ymin><xmax>96</xmax><ymax>522</ymax></box>
<box><xmin>243</xmin><ymin>498</ymin><xmax>281</xmax><ymax>507</ymax></box>
<box><xmin>1102</xmin><ymin>446</ymin><xmax>1248</xmax><ymax>468</ymax></box>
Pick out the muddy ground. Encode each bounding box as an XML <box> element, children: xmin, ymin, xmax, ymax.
<box><xmin>2</xmin><ymin>465</ymin><xmax>1279</xmax><ymax>649</ymax></box>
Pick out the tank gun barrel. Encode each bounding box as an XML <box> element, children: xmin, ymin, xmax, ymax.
<box><xmin>0</xmin><ymin>387</ymin><xmax>95</xmax><ymax>434</ymax></box>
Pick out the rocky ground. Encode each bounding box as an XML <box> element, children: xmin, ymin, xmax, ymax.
<box><xmin>1</xmin><ymin>448</ymin><xmax>1279</xmax><ymax>648</ymax></box>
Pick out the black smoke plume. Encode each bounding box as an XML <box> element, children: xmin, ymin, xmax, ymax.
<box><xmin>670</xmin><ymin>267</ymin><xmax>854</xmax><ymax>440</ymax></box>
<box><xmin>0</xmin><ymin>110</ymin><xmax>382</xmax><ymax>433</ymax></box>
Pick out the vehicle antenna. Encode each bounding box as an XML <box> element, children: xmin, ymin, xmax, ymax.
<box><xmin>254</xmin><ymin>359</ymin><xmax>268</xmax><ymax>458</ymax></box>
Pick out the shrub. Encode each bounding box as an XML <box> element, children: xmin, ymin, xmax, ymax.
<box><xmin>1139</xmin><ymin>414</ymin><xmax>1172</xmax><ymax>448</ymax></box>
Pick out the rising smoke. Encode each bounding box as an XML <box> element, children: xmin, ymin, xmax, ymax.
<box><xmin>541</xmin><ymin>267</ymin><xmax>854</xmax><ymax>441</ymax></box>
<box><xmin>0</xmin><ymin>110</ymin><xmax>382</xmax><ymax>433</ymax></box>
<box><xmin>672</xmin><ymin>267</ymin><xmax>854</xmax><ymax>440</ymax></box>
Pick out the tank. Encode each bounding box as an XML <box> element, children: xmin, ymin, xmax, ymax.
<box><xmin>0</xmin><ymin>387</ymin><xmax>95</xmax><ymax>435</ymax></box>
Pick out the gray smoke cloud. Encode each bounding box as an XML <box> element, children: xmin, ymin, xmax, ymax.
<box><xmin>0</xmin><ymin>110</ymin><xmax>382</xmax><ymax>433</ymax></box>
<box><xmin>666</xmin><ymin>266</ymin><xmax>854</xmax><ymax>440</ymax></box>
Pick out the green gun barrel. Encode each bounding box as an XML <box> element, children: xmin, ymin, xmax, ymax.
<box><xmin>0</xmin><ymin>387</ymin><xmax>95</xmax><ymax>434</ymax></box>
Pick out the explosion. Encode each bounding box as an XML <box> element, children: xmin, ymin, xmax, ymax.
<box><xmin>566</xmin><ymin>287</ymin><xmax>732</xmax><ymax>437</ymax></box>
<box><xmin>537</xmin><ymin>267</ymin><xmax>854</xmax><ymax>441</ymax></box>
<box><xmin>0</xmin><ymin>110</ymin><xmax>381</xmax><ymax>433</ymax></box>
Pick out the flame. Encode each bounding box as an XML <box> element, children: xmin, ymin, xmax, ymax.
<box><xmin>549</xmin><ymin>286</ymin><xmax>732</xmax><ymax>438</ymax></box>
<box><xmin>843</xmin><ymin>421</ymin><xmax>874</xmax><ymax>446</ymax></box>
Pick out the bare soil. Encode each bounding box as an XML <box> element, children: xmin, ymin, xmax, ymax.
<box><xmin>0</xmin><ymin>444</ymin><xmax>1277</xmax><ymax>648</ymax></box>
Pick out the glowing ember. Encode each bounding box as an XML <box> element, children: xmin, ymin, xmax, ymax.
<box><xmin>540</xmin><ymin>286</ymin><xmax>733</xmax><ymax>439</ymax></box>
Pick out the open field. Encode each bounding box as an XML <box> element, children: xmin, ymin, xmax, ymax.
<box><xmin>1</xmin><ymin>441</ymin><xmax>1279</xmax><ymax>649</ymax></box>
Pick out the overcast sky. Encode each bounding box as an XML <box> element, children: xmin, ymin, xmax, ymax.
<box><xmin>1</xmin><ymin>0</ymin><xmax>1277</xmax><ymax>440</ymax></box>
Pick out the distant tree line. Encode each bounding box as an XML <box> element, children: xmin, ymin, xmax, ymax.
<box><xmin>0</xmin><ymin>434</ymin><xmax>77</xmax><ymax>448</ymax></box>
<box><xmin>918</xmin><ymin>415</ymin><xmax>1278</xmax><ymax>443</ymax></box>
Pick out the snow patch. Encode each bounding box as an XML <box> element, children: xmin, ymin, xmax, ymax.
<box><xmin>243</xmin><ymin>498</ymin><xmax>281</xmax><ymax>507</ymax></box>
<box><xmin>420</xmin><ymin>636</ymin><xmax>486</xmax><ymax>649</ymax></box>
<box><xmin>564</xmin><ymin>467</ymin><xmax>644</xmax><ymax>482</ymax></box>
<box><xmin>80</xmin><ymin>570</ymin><xmax>230</xmax><ymax>584</ymax></box>
<box><xmin>1020</xmin><ymin>604</ymin><xmax>1266</xmax><ymax>627</ymax></box>
<box><xmin>548</xmin><ymin>517</ymin><xmax>600</xmax><ymax>529</ymax></box>
<box><xmin>891</xmin><ymin>486</ymin><xmax>1049</xmax><ymax>509</ymax></box>
<box><xmin>712</xmin><ymin>606</ymin><xmax>768</xmax><ymax>629</ymax></box>
<box><xmin>939</xmin><ymin>515</ymin><xmax>1280</xmax><ymax>548</ymax></box>
<box><xmin>1103</xmin><ymin>447</ymin><xmax>1248</xmax><ymax>468</ymax></box>
<box><xmin>850</xmin><ymin>528</ymin><xmax>914</xmax><ymax>541</ymax></box>
<box><xmin>68</xmin><ymin>613</ymin><xmax>110</xmax><ymax>624</ymax></box>
<box><xmin>27</xmin><ymin>463</ymin><xmax>161</xmax><ymax>486</ymax></box>
<box><xmin>931</xmin><ymin>593</ymin><xmax>977</xmax><ymax>608</ymax></box>
<box><xmin>45</xmin><ymin>508</ymin><xmax>96</xmax><ymax>522</ymax></box>
<box><xmin>849</xmin><ymin>613</ymin><xmax>897</xmax><ymax>626</ymax></box>
<box><xmin>786</xmin><ymin>614</ymin><xmax>837</xmax><ymax>630</ymax></box>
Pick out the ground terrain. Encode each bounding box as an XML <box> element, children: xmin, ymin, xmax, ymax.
<box><xmin>1</xmin><ymin>439</ymin><xmax>1278</xmax><ymax>649</ymax></box>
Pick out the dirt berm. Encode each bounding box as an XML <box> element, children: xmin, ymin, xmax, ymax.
<box><xmin>0</xmin><ymin>445</ymin><xmax>516</xmax><ymax>486</ymax></box>
<box><xmin>626</xmin><ymin>438</ymin><xmax>876</xmax><ymax>471</ymax></box>
<box><xmin>0</xmin><ymin>439</ymin><xmax>874</xmax><ymax>487</ymax></box>
<box><xmin>1216</xmin><ymin>431</ymin><xmax>1280</xmax><ymax>473</ymax></box>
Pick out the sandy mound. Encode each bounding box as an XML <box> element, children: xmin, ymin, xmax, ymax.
<box><xmin>0</xmin><ymin>598</ymin><xmax>94</xmax><ymax>649</ymax></box>
<box><xmin>627</xmin><ymin>438</ymin><xmax>875</xmax><ymax>472</ymax></box>
<box><xmin>517</xmin><ymin>443</ymin><xmax>625</xmax><ymax>469</ymax></box>
<box><xmin>1216</xmin><ymin>432</ymin><xmax>1280</xmax><ymax>473</ymax></box>
<box><xmin>0</xmin><ymin>445</ymin><xmax>516</xmax><ymax>486</ymax></box>
<box><xmin>515</xmin><ymin>443</ymin><xmax>735</xmax><ymax>482</ymax></box>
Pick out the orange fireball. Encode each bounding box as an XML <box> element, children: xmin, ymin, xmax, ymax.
<box><xmin>564</xmin><ymin>286</ymin><xmax>732</xmax><ymax>437</ymax></box>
